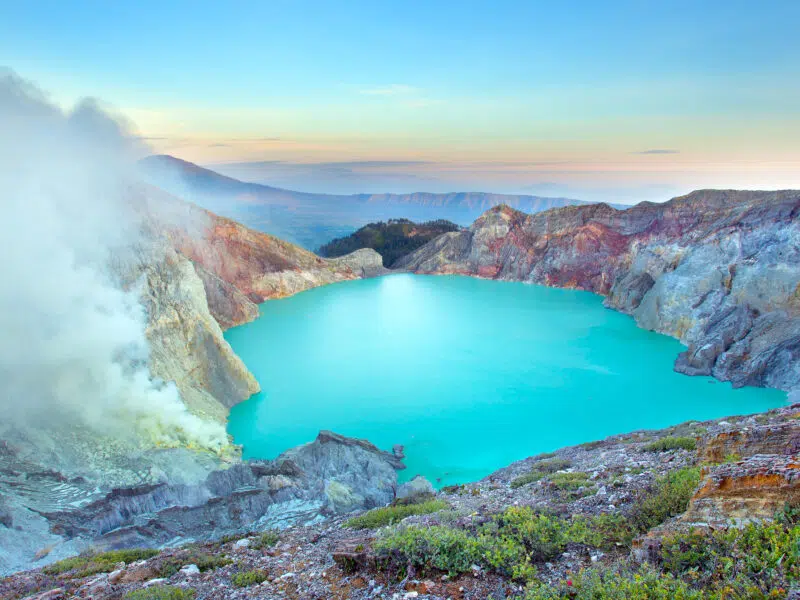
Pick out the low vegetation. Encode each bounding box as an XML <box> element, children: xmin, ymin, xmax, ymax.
<box><xmin>157</xmin><ymin>551</ymin><xmax>232</xmax><ymax>578</ymax></box>
<box><xmin>251</xmin><ymin>530</ymin><xmax>280</xmax><ymax>550</ymax></box>
<box><xmin>345</xmin><ymin>499</ymin><xmax>448</xmax><ymax>529</ymax></box>
<box><xmin>375</xmin><ymin>467</ymin><xmax>701</xmax><ymax>582</ymax></box>
<box><xmin>317</xmin><ymin>218</ymin><xmax>461</xmax><ymax>267</ymax></box>
<box><xmin>231</xmin><ymin>569</ymin><xmax>268</xmax><ymax>588</ymax></box>
<box><xmin>628</xmin><ymin>467</ymin><xmax>701</xmax><ymax>532</ymax></box>
<box><xmin>375</xmin><ymin>509</ymin><xmax>634</xmax><ymax>581</ymax></box>
<box><xmin>510</xmin><ymin>458</ymin><xmax>572</xmax><ymax>489</ymax></box>
<box><xmin>524</xmin><ymin>514</ymin><xmax>800</xmax><ymax>598</ymax></box>
<box><xmin>43</xmin><ymin>549</ymin><xmax>159</xmax><ymax>577</ymax></box>
<box><xmin>643</xmin><ymin>436</ymin><xmax>697</xmax><ymax>453</ymax></box>
<box><xmin>123</xmin><ymin>586</ymin><xmax>196</xmax><ymax>600</ymax></box>
<box><xmin>548</xmin><ymin>471</ymin><xmax>592</xmax><ymax>490</ymax></box>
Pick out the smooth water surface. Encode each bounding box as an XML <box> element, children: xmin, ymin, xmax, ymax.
<box><xmin>226</xmin><ymin>274</ymin><xmax>785</xmax><ymax>487</ymax></box>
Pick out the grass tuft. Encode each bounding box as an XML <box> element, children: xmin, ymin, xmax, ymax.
<box><xmin>123</xmin><ymin>586</ymin><xmax>196</xmax><ymax>600</ymax></box>
<box><xmin>643</xmin><ymin>436</ymin><xmax>697</xmax><ymax>453</ymax></box>
<box><xmin>345</xmin><ymin>499</ymin><xmax>448</xmax><ymax>529</ymax></box>
<box><xmin>231</xmin><ymin>569</ymin><xmax>268</xmax><ymax>587</ymax></box>
<box><xmin>43</xmin><ymin>549</ymin><xmax>159</xmax><ymax>577</ymax></box>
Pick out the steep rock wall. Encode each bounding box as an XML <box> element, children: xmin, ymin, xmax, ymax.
<box><xmin>397</xmin><ymin>190</ymin><xmax>800</xmax><ymax>392</ymax></box>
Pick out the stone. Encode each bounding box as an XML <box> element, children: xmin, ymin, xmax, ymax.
<box><xmin>23</xmin><ymin>590</ymin><xmax>64</xmax><ymax>600</ymax></box>
<box><xmin>233</xmin><ymin>538</ymin><xmax>250</xmax><ymax>549</ymax></box>
<box><xmin>396</xmin><ymin>475</ymin><xmax>435</xmax><ymax>503</ymax></box>
<box><xmin>108</xmin><ymin>568</ymin><xmax>124</xmax><ymax>584</ymax></box>
<box><xmin>179</xmin><ymin>564</ymin><xmax>200</xmax><ymax>576</ymax></box>
<box><xmin>682</xmin><ymin>455</ymin><xmax>800</xmax><ymax>526</ymax></box>
<box><xmin>120</xmin><ymin>563</ymin><xmax>160</xmax><ymax>584</ymax></box>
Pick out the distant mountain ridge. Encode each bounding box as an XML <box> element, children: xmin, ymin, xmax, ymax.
<box><xmin>139</xmin><ymin>154</ymin><xmax>598</xmax><ymax>250</ymax></box>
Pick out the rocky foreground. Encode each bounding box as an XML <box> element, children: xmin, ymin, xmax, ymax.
<box><xmin>397</xmin><ymin>190</ymin><xmax>800</xmax><ymax>394</ymax></box>
<box><xmin>5</xmin><ymin>403</ymin><xmax>800</xmax><ymax>599</ymax></box>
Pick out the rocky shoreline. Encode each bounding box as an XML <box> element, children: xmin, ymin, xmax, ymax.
<box><xmin>397</xmin><ymin>190</ymin><xmax>800</xmax><ymax>395</ymax></box>
<box><xmin>5</xmin><ymin>403</ymin><xmax>800</xmax><ymax>599</ymax></box>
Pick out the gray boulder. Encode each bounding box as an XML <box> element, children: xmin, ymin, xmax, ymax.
<box><xmin>396</xmin><ymin>475</ymin><xmax>435</xmax><ymax>503</ymax></box>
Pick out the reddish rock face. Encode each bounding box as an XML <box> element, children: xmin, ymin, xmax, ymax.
<box><xmin>138</xmin><ymin>185</ymin><xmax>371</xmax><ymax>329</ymax></box>
<box><xmin>682</xmin><ymin>455</ymin><xmax>800</xmax><ymax>527</ymax></box>
<box><xmin>698</xmin><ymin>419</ymin><xmax>800</xmax><ymax>464</ymax></box>
<box><xmin>398</xmin><ymin>189</ymin><xmax>800</xmax><ymax>392</ymax></box>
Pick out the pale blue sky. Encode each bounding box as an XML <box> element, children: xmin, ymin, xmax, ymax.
<box><xmin>2</xmin><ymin>0</ymin><xmax>799</xmax><ymax>202</ymax></box>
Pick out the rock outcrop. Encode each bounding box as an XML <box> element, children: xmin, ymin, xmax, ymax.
<box><xmin>44</xmin><ymin>431</ymin><xmax>403</xmax><ymax>552</ymax></box>
<box><xmin>397</xmin><ymin>190</ymin><xmax>800</xmax><ymax>392</ymax></box>
<box><xmin>0</xmin><ymin>430</ymin><xmax>404</xmax><ymax>574</ymax></box>
<box><xmin>134</xmin><ymin>185</ymin><xmax>385</xmax><ymax>422</ymax></box>
<box><xmin>157</xmin><ymin>194</ymin><xmax>383</xmax><ymax>327</ymax></box>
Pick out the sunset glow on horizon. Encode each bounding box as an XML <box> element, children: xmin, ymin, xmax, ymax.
<box><xmin>3</xmin><ymin>0</ymin><xmax>799</xmax><ymax>203</ymax></box>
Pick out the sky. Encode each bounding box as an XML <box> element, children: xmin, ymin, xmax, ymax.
<box><xmin>2</xmin><ymin>0</ymin><xmax>800</xmax><ymax>203</ymax></box>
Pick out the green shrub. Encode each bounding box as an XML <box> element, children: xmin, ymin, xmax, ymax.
<box><xmin>775</xmin><ymin>501</ymin><xmax>800</xmax><ymax>526</ymax></box>
<box><xmin>523</xmin><ymin>565</ymin><xmax>703</xmax><ymax>599</ymax></box>
<box><xmin>157</xmin><ymin>551</ymin><xmax>232</xmax><ymax>578</ymax></box>
<box><xmin>643</xmin><ymin>436</ymin><xmax>697</xmax><ymax>453</ymax></box>
<box><xmin>510</xmin><ymin>471</ymin><xmax>546</xmax><ymax>489</ymax></box>
<box><xmin>231</xmin><ymin>569</ymin><xmax>268</xmax><ymax>587</ymax></box>
<box><xmin>628</xmin><ymin>467</ymin><xmax>701</xmax><ymax>532</ymax></box>
<box><xmin>123</xmin><ymin>586</ymin><xmax>196</xmax><ymax>600</ymax></box>
<box><xmin>345</xmin><ymin>499</ymin><xmax>448</xmax><ymax>529</ymax></box>
<box><xmin>375</xmin><ymin>506</ymin><xmax>636</xmax><ymax>582</ymax></box>
<box><xmin>43</xmin><ymin>548</ymin><xmax>159</xmax><ymax>577</ymax></box>
<box><xmin>251</xmin><ymin>530</ymin><xmax>280</xmax><ymax>550</ymax></box>
<box><xmin>535</xmin><ymin>458</ymin><xmax>572</xmax><ymax>473</ymax></box>
<box><xmin>548</xmin><ymin>471</ymin><xmax>591</xmax><ymax>490</ymax></box>
<box><xmin>660</xmin><ymin>522</ymin><xmax>800</xmax><ymax>594</ymax></box>
<box><xmin>491</xmin><ymin>507</ymin><xmax>567</xmax><ymax>563</ymax></box>
<box><xmin>527</xmin><ymin>519</ymin><xmax>800</xmax><ymax>598</ymax></box>
<box><xmin>375</xmin><ymin>525</ymin><xmax>485</xmax><ymax>576</ymax></box>
<box><xmin>510</xmin><ymin>459</ymin><xmax>572</xmax><ymax>489</ymax></box>
<box><xmin>567</xmin><ymin>513</ymin><xmax>636</xmax><ymax>548</ymax></box>
<box><xmin>578</xmin><ymin>440</ymin><xmax>605</xmax><ymax>451</ymax></box>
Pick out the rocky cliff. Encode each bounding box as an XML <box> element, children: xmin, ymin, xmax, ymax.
<box><xmin>135</xmin><ymin>186</ymin><xmax>385</xmax><ymax>423</ymax></box>
<box><xmin>397</xmin><ymin>190</ymin><xmax>800</xmax><ymax>393</ymax></box>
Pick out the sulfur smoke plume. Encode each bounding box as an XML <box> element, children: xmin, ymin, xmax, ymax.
<box><xmin>0</xmin><ymin>71</ymin><xmax>228</xmax><ymax>453</ymax></box>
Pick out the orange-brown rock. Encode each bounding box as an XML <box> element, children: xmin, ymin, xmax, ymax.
<box><xmin>682</xmin><ymin>455</ymin><xmax>800</xmax><ymax>526</ymax></box>
<box><xmin>698</xmin><ymin>418</ymin><xmax>800</xmax><ymax>464</ymax></box>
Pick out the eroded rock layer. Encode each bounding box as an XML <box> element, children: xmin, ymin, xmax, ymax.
<box><xmin>397</xmin><ymin>190</ymin><xmax>800</xmax><ymax>392</ymax></box>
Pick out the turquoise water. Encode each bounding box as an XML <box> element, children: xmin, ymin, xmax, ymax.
<box><xmin>226</xmin><ymin>274</ymin><xmax>786</xmax><ymax>487</ymax></box>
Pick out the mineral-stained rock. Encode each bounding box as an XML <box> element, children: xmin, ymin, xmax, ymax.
<box><xmin>698</xmin><ymin>418</ymin><xmax>800</xmax><ymax>463</ymax></box>
<box><xmin>158</xmin><ymin>193</ymin><xmax>382</xmax><ymax>314</ymax></box>
<box><xmin>134</xmin><ymin>243</ymin><xmax>260</xmax><ymax>423</ymax></box>
<box><xmin>39</xmin><ymin>431</ymin><xmax>403</xmax><ymax>552</ymax></box>
<box><xmin>682</xmin><ymin>455</ymin><xmax>800</xmax><ymax>526</ymax></box>
<box><xmin>398</xmin><ymin>190</ymin><xmax>800</xmax><ymax>392</ymax></box>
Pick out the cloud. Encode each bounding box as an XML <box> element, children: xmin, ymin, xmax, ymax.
<box><xmin>359</xmin><ymin>84</ymin><xmax>419</xmax><ymax>96</ymax></box>
<box><xmin>633</xmin><ymin>149</ymin><xmax>680</xmax><ymax>154</ymax></box>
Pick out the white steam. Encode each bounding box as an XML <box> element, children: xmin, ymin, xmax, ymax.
<box><xmin>0</xmin><ymin>71</ymin><xmax>228</xmax><ymax>453</ymax></box>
